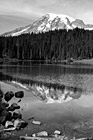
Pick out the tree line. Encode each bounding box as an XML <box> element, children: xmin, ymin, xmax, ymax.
<box><xmin>0</xmin><ymin>28</ymin><xmax>93</xmax><ymax>61</ymax></box>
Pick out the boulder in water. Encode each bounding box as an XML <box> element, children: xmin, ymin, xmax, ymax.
<box><xmin>2</xmin><ymin>102</ymin><xmax>9</xmax><ymax>108</ymax></box>
<box><xmin>0</xmin><ymin>110</ymin><xmax>12</xmax><ymax>124</ymax></box>
<box><xmin>8</xmin><ymin>106</ymin><xmax>15</xmax><ymax>112</ymax></box>
<box><xmin>15</xmin><ymin>91</ymin><xmax>24</xmax><ymax>98</ymax></box>
<box><xmin>11</xmin><ymin>103</ymin><xmax>20</xmax><ymax>109</ymax></box>
<box><xmin>54</xmin><ymin>130</ymin><xmax>61</xmax><ymax>137</ymax></box>
<box><xmin>5</xmin><ymin>121</ymin><xmax>14</xmax><ymax>128</ymax></box>
<box><xmin>14</xmin><ymin>119</ymin><xmax>28</xmax><ymax>130</ymax></box>
<box><xmin>13</xmin><ymin>112</ymin><xmax>22</xmax><ymax>119</ymax></box>
<box><xmin>4</xmin><ymin>91</ymin><xmax>14</xmax><ymax>102</ymax></box>
<box><xmin>8</xmin><ymin>103</ymin><xmax>20</xmax><ymax>112</ymax></box>
<box><xmin>5</xmin><ymin>111</ymin><xmax>12</xmax><ymax>121</ymax></box>
<box><xmin>4</xmin><ymin>119</ymin><xmax>28</xmax><ymax>131</ymax></box>
<box><xmin>54</xmin><ymin>130</ymin><xmax>61</xmax><ymax>135</ymax></box>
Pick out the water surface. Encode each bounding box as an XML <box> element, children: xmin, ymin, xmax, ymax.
<box><xmin>0</xmin><ymin>62</ymin><xmax>93</xmax><ymax>138</ymax></box>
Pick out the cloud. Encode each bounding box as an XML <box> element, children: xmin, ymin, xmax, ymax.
<box><xmin>0</xmin><ymin>0</ymin><xmax>93</xmax><ymax>22</ymax></box>
<box><xmin>0</xmin><ymin>0</ymin><xmax>37</xmax><ymax>17</ymax></box>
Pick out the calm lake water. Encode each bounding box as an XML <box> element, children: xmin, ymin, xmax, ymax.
<box><xmin>1</xmin><ymin>62</ymin><xmax>93</xmax><ymax>138</ymax></box>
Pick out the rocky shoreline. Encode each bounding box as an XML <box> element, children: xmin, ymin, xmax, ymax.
<box><xmin>0</xmin><ymin>81</ymin><xmax>93</xmax><ymax>140</ymax></box>
<box><xmin>0</xmin><ymin>82</ymin><xmax>63</xmax><ymax>140</ymax></box>
<box><xmin>0</xmin><ymin>87</ymin><xmax>29</xmax><ymax>139</ymax></box>
<box><xmin>0</xmin><ymin>86</ymin><xmax>64</xmax><ymax>140</ymax></box>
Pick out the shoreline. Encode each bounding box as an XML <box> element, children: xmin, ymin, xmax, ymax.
<box><xmin>0</xmin><ymin>81</ymin><xmax>72</xmax><ymax>140</ymax></box>
<box><xmin>0</xmin><ymin>81</ymin><xmax>67</xmax><ymax>140</ymax></box>
<box><xmin>73</xmin><ymin>59</ymin><xmax>93</xmax><ymax>65</ymax></box>
<box><xmin>1</xmin><ymin>58</ymin><xmax>93</xmax><ymax>66</ymax></box>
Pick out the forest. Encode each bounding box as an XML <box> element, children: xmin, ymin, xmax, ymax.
<box><xmin>0</xmin><ymin>28</ymin><xmax>93</xmax><ymax>62</ymax></box>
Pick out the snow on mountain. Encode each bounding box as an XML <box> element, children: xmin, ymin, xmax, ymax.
<box><xmin>1</xmin><ymin>13</ymin><xmax>93</xmax><ymax>36</ymax></box>
<box><xmin>12</xmin><ymin>26</ymin><xmax>30</xmax><ymax>36</ymax></box>
<box><xmin>31</xmin><ymin>84</ymin><xmax>82</xmax><ymax>104</ymax></box>
<box><xmin>11</xmin><ymin>80</ymin><xmax>82</xmax><ymax>104</ymax></box>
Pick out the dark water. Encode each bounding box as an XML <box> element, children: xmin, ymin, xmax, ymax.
<box><xmin>1</xmin><ymin>62</ymin><xmax>93</xmax><ymax>138</ymax></box>
<box><xmin>0</xmin><ymin>62</ymin><xmax>93</xmax><ymax>93</ymax></box>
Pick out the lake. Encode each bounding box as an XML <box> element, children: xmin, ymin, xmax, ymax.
<box><xmin>0</xmin><ymin>61</ymin><xmax>93</xmax><ymax>138</ymax></box>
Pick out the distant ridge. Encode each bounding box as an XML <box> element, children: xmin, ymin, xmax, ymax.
<box><xmin>1</xmin><ymin>13</ymin><xmax>93</xmax><ymax>36</ymax></box>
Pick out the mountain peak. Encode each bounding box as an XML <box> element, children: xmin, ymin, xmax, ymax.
<box><xmin>47</xmin><ymin>13</ymin><xmax>75</xmax><ymax>22</ymax></box>
<box><xmin>1</xmin><ymin>13</ymin><xmax>93</xmax><ymax>37</ymax></box>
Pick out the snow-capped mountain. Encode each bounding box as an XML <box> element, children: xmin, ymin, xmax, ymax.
<box><xmin>1</xmin><ymin>13</ymin><xmax>93</xmax><ymax>36</ymax></box>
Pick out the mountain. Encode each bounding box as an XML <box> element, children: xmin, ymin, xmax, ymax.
<box><xmin>1</xmin><ymin>13</ymin><xmax>93</xmax><ymax>36</ymax></box>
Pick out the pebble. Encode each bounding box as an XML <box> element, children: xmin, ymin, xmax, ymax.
<box><xmin>32</xmin><ymin>120</ymin><xmax>41</xmax><ymax>125</ymax></box>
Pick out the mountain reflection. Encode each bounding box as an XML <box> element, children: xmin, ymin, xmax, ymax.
<box><xmin>0</xmin><ymin>72</ymin><xmax>82</xmax><ymax>103</ymax></box>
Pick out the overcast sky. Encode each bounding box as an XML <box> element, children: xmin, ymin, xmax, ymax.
<box><xmin>0</xmin><ymin>0</ymin><xmax>93</xmax><ymax>34</ymax></box>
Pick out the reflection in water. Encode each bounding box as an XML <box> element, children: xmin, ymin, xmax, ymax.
<box><xmin>0</xmin><ymin>62</ymin><xmax>93</xmax><ymax>94</ymax></box>
<box><xmin>0</xmin><ymin>71</ymin><xmax>82</xmax><ymax>103</ymax></box>
<box><xmin>1</xmin><ymin>63</ymin><xmax>93</xmax><ymax>138</ymax></box>
<box><xmin>12</xmin><ymin>80</ymin><xmax>82</xmax><ymax>104</ymax></box>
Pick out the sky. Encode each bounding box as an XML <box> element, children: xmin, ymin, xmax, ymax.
<box><xmin>0</xmin><ymin>0</ymin><xmax>93</xmax><ymax>34</ymax></box>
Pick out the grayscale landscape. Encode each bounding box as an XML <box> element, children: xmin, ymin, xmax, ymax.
<box><xmin>0</xmin><ymin>0</ymin><xmax>93</xmax><ymax>140</ymax></box>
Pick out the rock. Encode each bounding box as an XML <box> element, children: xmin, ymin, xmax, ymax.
<box><xmin>2</xmin><ymin>102</ymin><xmax>9</xmax><ymax>108</ymax></box>
<box><xmin>0</xmin><ymin>110</ymin><xmax>12</xmax><ymax>125</ymax></box>
<box><xmin>15</xmin><ymin>91</ymin><xmax>24</xmax><ymax>98</ymax></box>
<box><xmin>11</xmin><ymin>103</ymin><xmax>20</xmax><ymax>109</ymax></box>
<box><xmin>33</xmin><ymin>131</ymin><xmax>48</xmax><ymax>137</ymax></box>
<box><xmin>0</xmin><ymin>110</ymin><xmax>12</xmax><ymax>124</ymax></box>
<box><xmin>54</xmin><ymin>130</ymin><xmax>61</xmax><ymax>137</ymax></box>
<box><xmin>4</xmin><ymin>91</ymin><xmax>14</xmax><ymax>102</ymax></box>
<box><xmin>5</xmin><ymin>121</ymin><xmax>14</xmax><ymax>128</ymax></box>
<box><xmin>32</xmin><ymin>120</ymin><xmax>41</xmax><ymax>125</ymax></box>
<box><xmin>13</xmin><ymin>112</ymin><xmax>22</xmax><ymax>119</ymax></box>
<box><xmin>32</xmin><ymin>133</ymin><xmax>36</xmax><ymax>137</ymax></box>
<box><xmin>0</xmin><ymin>89</ymin><xmax>3</xmax><ymax>100</ymax></box>
<box><xmin>8</xmin><ymin>103</ymin><xmax>20</xmax><ymax>111</ymax></box>
<box><xmin>54</xmin><ymin>130</ymin><xmax>61</xmax><ymax>135</ymax></box>
<box><xmin>14</xmin><ymin>119</ymin><xmax>28</xmax><ymax>130</ymax></box>
<box><xmin>5</xmin><ymin>111</ymin><xmax>12</xmax><ymax>121</ymax></box>
<box><xmin>0</xmin><ymin>103</ymin><xmax>5</xmax><ymax>113</ymax></box>
<box><xmin>0</xmin><ymin>115</ymin><xmax>6</xmax><ymax>124</ymax></box>
<box><xmin>13</xmin><ymin>119</ymin><xmax>19</xmax><ymax>128</ymax></box>
<box><xmin>8</xmin><ymin>106</ymin><xmax>15</xmax><ymax>112</ymax></box>
<box><xmin>17</xmin><ymin>99</ymin><xmax>21</xmax><ymax>103</ymax></box>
